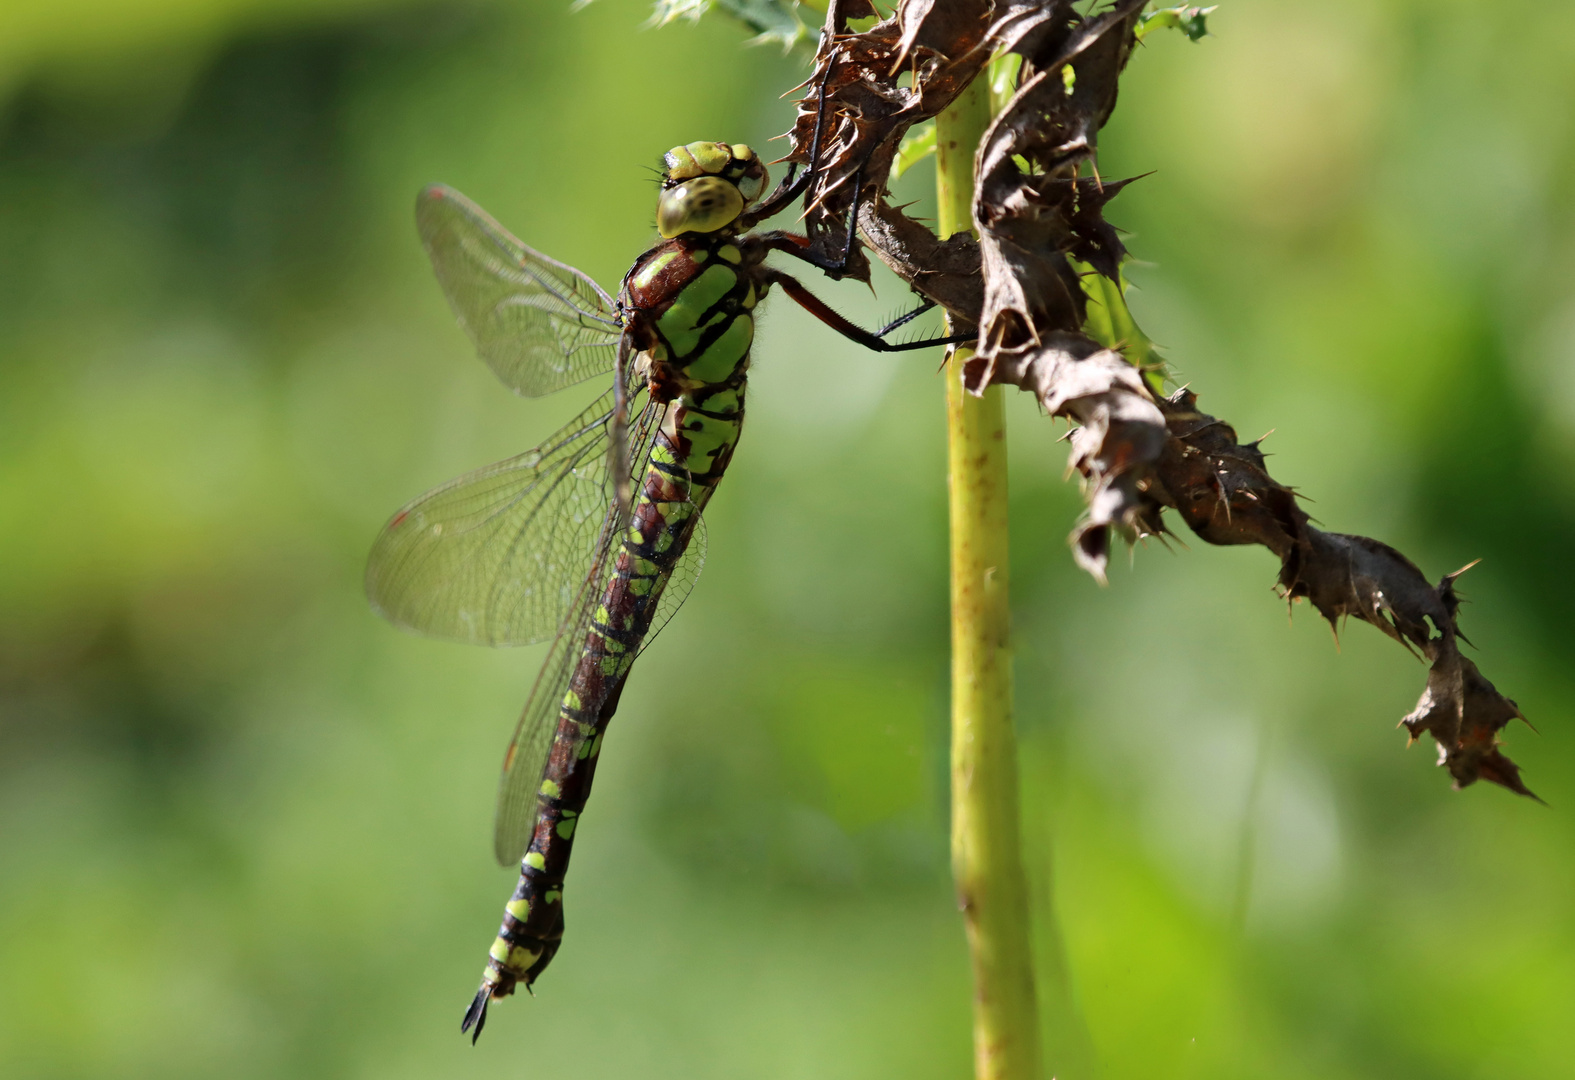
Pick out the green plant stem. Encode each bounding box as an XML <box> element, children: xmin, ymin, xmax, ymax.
<box><xmin>936</xmin><ymin>74</ymin><xmax>1043</xmax><ymax>1080</ymax></box>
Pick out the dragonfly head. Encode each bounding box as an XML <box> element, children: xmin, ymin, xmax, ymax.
<box><xmin>656</xmin><ymin>142</ymin><xmax>769</xmax><ymax>238</ymax></box>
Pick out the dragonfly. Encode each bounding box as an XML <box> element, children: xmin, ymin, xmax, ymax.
<box><xmin>366</xmin><ymin>139</ymin><xmax>965</xmax><ymax>1042</ymax></box>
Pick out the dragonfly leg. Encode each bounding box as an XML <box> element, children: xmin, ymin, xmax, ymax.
<box><xmin>755</xmin><ymin>163</ymin><xmax>867</xmax><ymax>278</ymax></box>
<box><xmin>877</xmin><ymin>296</ymin><xmax>939</xmax><ymax>338</ymax></box>
<box><xmin>747</xmin><ymin>161</ymin><xmax>811</xmax><ymax>227</ymax></box>
<box><xmin>760</xmin><ymin>267</ymin><xmax>975</xmax><ymax>353</ymax></box>
<box><xmin>743</xmin><ymin>46</ymin><xmax>834</xmax><ymax>225</ymax></box>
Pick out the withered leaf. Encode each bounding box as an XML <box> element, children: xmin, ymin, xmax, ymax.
<box><xmin>778</xmin><ymin>0</ymin><xmax>994</xmax><ymax>274</ymax></box>
<box><xmin>772</xmin><ymin>0</ymin><xmax>1534</xmax><ymax>797</ymax></box>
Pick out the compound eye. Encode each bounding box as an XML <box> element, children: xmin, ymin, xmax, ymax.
<box><xmin>657</xmin><ymin>176</ymin><xmax>744</xmax><ymax>237</ymax></box>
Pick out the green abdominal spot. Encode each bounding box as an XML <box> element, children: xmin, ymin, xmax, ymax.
<box><xmin>654</xmin><ymin>499</ymin><xmax>693</xmax><ymax>523</ymax></box>
<box><xmin>707</xmin><ymin>385</ymin><xmax>742</xmax><ymax>412</ymax></box>
<box><xmin>491</xmin><ymin>939</ymin><xmax>540</xmax><ymax>970</ymax></box>
<box><xmin>599</xmin><ymin>653</ymin><xmax>635</xmax><ymax>678</ymax></box>
<box><xmin>678</xmin><ymin>406</ymin><xmax>743</xmax><ymax>470</ymax></box>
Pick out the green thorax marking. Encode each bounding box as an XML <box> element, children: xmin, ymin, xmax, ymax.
<box><xmin>631</xmin><ymin>250</ymin><xmax>681</xmax><ymax>292</ymax></box>
<box><xmin>622</xmin><ymin>234</ymin><xmax>760</xmax><ymax>398</ymax></box>
<box><xmin>658</xmin><ymin>263</ymin><xmax>737</xmax><ymax>356</ymax></box>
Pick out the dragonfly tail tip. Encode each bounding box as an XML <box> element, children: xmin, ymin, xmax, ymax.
<box><xmin>461</xmin><ymin>985</ymin><xmax>491</xmax><ymax>1043</ymax></box>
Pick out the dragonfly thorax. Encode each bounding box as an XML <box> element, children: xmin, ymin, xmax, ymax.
<box><xmin>622</xmin><ymin>230</ymin><xmax>761</xmax><ymax>400</ymax></box>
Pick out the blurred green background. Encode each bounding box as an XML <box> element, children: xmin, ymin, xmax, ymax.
<box><xmin>2</xmin><ymin>0</ymin><xmax>1573</xmax><ymax>1076</ymax></box>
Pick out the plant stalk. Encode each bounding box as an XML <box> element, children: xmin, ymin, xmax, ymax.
<box><xmin>937</xmin><ymin>75</ymin><xmax>1043</xmax><ymax>1080</ymax></box>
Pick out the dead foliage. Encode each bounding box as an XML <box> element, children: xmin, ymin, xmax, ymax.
<box><xmin>781</xmin><ymin>0</ymin><xmax>995</xmax><ymax>278</ymax></box>
<box><xmin>777</xmin><ymin>0</ymin><xmax>1533</xmax><ymax>795</ymax></box>
<box><xmin>1155</xmin><ymin>387</ymin><xmax>1531</xmax><ymax>796</ymax></box>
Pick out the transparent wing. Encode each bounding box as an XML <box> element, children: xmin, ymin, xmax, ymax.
<box><xmin>491</xmin><ymin>518</ymin><xmax>709</xmax><ymax>865</ymax></box>
<box><xmin>491</xmin><ymin>400</ymin><xmax>674</xmax><ymax>864</ymax></box>
<box><xmin>491</xmin><ymin>596</ymin><xmax>597</xmax><ymax>865</ymax></box>
<box><xmin>418</xmin><ymin>183</ymin><xmax>621</xmax><ymax>397</ymax></box>
<box><xmin>367</xmin><ymin>390</ymin><xmax>633</xmax><ymax>646</ymax></box>
<box><xmin>641</xmin><ymin>516</ymin><xmax>706</xmax><ymax>657</ymax></box>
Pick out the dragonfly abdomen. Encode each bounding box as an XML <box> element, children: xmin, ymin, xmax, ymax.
<box><xmin>465</xmin><ymin>377</ymin><xmax>746</xmax><ymax>1036</ymax></box>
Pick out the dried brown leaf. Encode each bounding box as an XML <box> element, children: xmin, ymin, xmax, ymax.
<box><xmin>780</xmin><ymin>0</ymin><xmax>994</xmax><ymax>273</ymax></box>
<box><xmin>775</xmin><ymin>0</ymin><xmax>1534</xmax><ymax>798</ymax></box>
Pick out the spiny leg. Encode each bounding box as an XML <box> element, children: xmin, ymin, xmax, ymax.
<box><xmin>760</xmin><ymin>267</ymin><xmax>974</xmax><ymax>353</ymax></box>
<box><xmin>755</xmin><ymin>162</ymin><xmax>867</xmax><ymax>278</ymax></box>
<box><xmin>749</xmin><ymin>58</ymin><xmax>901</xmax><ymax>284</ymax></box>
<box><xmin>877</xmin><ymin>296</ymin><xmax>939</xmax><ymax>338</ymax></box>
<box><xmin>804</xmin><ymin>164</ymin><xmax>866</xmax><ymax>276</ymax></box>
<box><xmin>756</xmin><ymin>179</ymin><xmax>976</xmax><ymax>349</ymax></box>
<box><xmin>745</xmin><ymin>47</ymin><xmax>835</xmax><ymax>225</ymax></box>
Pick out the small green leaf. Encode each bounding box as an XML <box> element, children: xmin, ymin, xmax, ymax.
<box><xmin>715</xmin><ymin>0</ymin><xmax>815</xmax><ymax>50</ymax></box>
<box><xmin>1134</xmin><ymin>4</ymin><xmax>1216</xmax><ymax>43</ymax></box>
<box><xmin>889</xmin><ymin>121</ymin><xmax>936</xmax><ymax>181</ymax></box>
<box><xmin>619</xmin><ymin>0</ymin><xmax>815</xmax><ymax>53</ymax></box>
<box><xmin>987</xmin><ymin>51</ymin><xmax>1023</xmax><ymax>111</ymax></box>
<box><xmin>644</xmin><ymin>0</ymin><xmax>706</xmax><ymax>23</ymax></box>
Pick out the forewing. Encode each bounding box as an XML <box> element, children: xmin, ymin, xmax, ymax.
<box><xmin>418</xmin><ymin>184</ymin><xmax>621</xmax><ymax>397</ymax></box>
<box><xmin>366</xmin><ymin>391</ymin><xmax>620</xmax><ymax>646</ymax></box>
<box><xmin>491</xmin><ymin>398</ymin><xmax>668</xmax><ymax>864</ymax></box>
